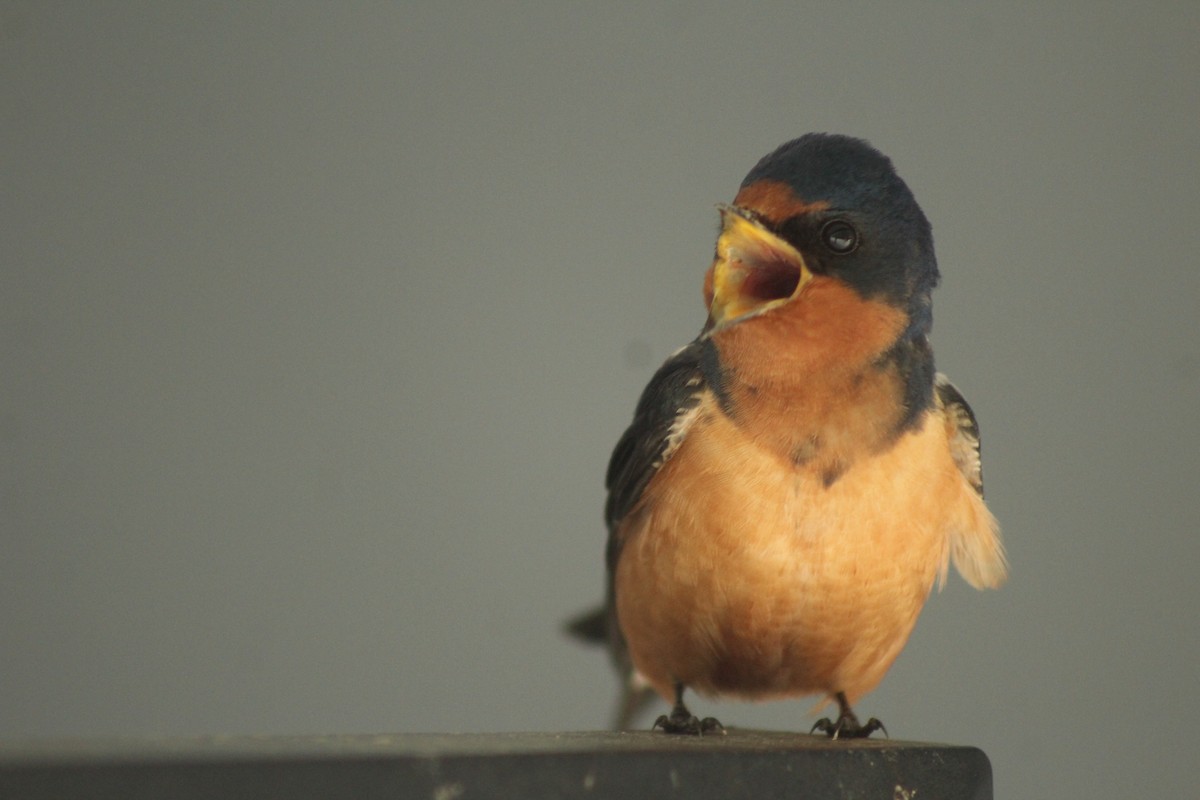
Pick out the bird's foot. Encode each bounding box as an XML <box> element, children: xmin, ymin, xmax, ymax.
<box><xmin>811</xmin><ymin>712</ymin><xmax>887</xmax><ymax>740</ymax></box>
<box><xmin>653</xmin><ymin>705</ymin><xmax>725</xmax><ymax>736</ymax></box>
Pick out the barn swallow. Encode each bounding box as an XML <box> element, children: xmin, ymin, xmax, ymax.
<box><xmin>569</xmin><ymin>133</ymin><xmax>1007</xmax><ymax>738</ymax></box>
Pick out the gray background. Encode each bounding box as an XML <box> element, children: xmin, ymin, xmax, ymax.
<box><xmin>3</xmin><ymin>3</ymin><xmax>1198</xmax><ymax>797</ymax></box>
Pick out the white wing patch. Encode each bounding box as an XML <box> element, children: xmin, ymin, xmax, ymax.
<box><xmin>936</xmin><ymin>373</ymin><xmax>984</xmax><ymax>494</ymax></box>
<box><xmin>935</xmin><ymin>373</ymin><xmax>1008</xmax><ymax>590</ymax></box>
<box><xmin>652</xmin><ymin>401</ymin><xmax>704</xmax><ymax>470</ymax></box>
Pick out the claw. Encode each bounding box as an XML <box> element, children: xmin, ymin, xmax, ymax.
<box><xmin>652</xmin><ymin>709</ymin><xmax>726</xmax><ymax>736</ymax></box>
<box><xmin>653</xmin><ymin>711</ymin><xmax>698</xmax><ymax>735</ymax></box>
<box><xmin>811</xmin><ymin>715</ymin><xmax>887</xmax><ymax>739</ymax></box>
<box><xmin>652</xmin><ymin>683</ymin><xmax>725</xmax><ymax>735</ymax></box>
<box><xmin>812</xmin><ymin>693</ymin><xmax>888</xmax><ymax>739</ymax></box>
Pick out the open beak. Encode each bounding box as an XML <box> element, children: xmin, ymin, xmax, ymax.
<box><xmin>706</xmin><ymin>204</ymin><xmax>814</xmax><ymax>328</ymax></box>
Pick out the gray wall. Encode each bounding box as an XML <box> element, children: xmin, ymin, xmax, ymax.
<box><xmin>3</xmin><ymin>3</ymin><xmax>1198</xmax><ymax>797</ymax></box>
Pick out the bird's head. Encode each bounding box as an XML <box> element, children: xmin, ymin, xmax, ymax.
<box><xmin>704</xmin><ymin>134</ymin><xmax>938</xmax><ymax>348</ymax></box>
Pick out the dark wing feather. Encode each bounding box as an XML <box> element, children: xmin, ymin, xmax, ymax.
<box><xmin>604</xmin><ymin>339</ymin><xmax>709</xmax><ymax>538</ymax></box>
<box><xmin>935</xmin><ymin>373</ymin><xmax>985</xmax><ymax>497</ymax></box>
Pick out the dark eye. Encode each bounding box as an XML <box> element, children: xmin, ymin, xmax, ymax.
<box><xmin>821</xmin><ymin>220</ymin><xmax>858</xmax><ymax>254</ymax></box>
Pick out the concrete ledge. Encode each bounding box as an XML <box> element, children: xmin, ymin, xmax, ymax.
<box><xmin>0</xmin><ymin>729</ymin><xmax>992</xmax><ymax>799</ymax></box>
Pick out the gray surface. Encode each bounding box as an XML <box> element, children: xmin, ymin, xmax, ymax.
<box><xmin>0</xmin><ymin>730</ymin><xmax>992</xmax><ymax>800</ymax></box>
<box><xmin>2</xmin><ymin>3</ymin><xmax>1198</xmax><ymax>798</ymax></box>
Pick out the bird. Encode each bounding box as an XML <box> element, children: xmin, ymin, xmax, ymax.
<box><xmin>568</xmin><ymin>133</ymin><xmax>1007</xmax><ymax>738</ymax></box>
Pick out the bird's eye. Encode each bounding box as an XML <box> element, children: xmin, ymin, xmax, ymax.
<box><xmin>821</xmin><ymin>220</ymin><xmax>858</xmax><ymax>254</ymax></box>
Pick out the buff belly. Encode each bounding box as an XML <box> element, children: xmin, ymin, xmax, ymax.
<box><xmin>613</xmin><ymin>410</ymin><xmax>969</xmax><ymax>707</ymax></box>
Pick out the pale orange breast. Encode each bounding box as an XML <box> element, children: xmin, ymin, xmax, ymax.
<box><xmin>614</xmin><ymin>396</ymin><xmax>982</xmax><ymax>707</ymax></box>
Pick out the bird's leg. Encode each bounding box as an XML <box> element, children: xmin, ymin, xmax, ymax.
<box><xmin>811</xmin><ymin>692</ymin><xmax>887</xmax><ymax>739</ymax></box>
<box><xmin>652</xmin><ymin>683</ymin><xmax>725</xmax><ymax>735</ymax></box>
